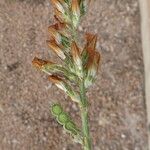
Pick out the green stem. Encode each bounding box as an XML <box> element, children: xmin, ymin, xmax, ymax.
<box><xmin>80</xmin><ymin>80</ymin><xmax>92</xmax><ymax>150</ymax></box>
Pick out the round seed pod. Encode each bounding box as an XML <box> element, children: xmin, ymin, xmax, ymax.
<box><xmin>51</xmin><ymin>104</ymin><xmax>63</xmax><ymax>116</ymax></box>
<box><xmin>64</xmin><ymin>121</ymin><xmax>78</xmax><ymax>135</ymax></box>
<box><xmin>57</xmin><ymin>112</ymin><xmax>69</xmax><ymax>125</ymax></box>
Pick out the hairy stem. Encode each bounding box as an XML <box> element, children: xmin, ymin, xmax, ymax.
<box><xmin>80</xmin><ymin>80</ymin><xmax>92</xmax><ymax>150</ymax></box>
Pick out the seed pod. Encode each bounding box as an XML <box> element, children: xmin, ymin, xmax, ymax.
<box><xmin>64</xmin><ymin>121</ymin><xmax>79</xmax><ymax>135</ymax></box>
<box><xmin>51</xmin><ymin>103</ymin><xmax>63</xmax><ymax>116</ymax></box>
<box><xmin>57</xmin><ymin>112</ymin><xmax>69</xmax><ymax>125</ymax></box>
<box><xmin>50</xmin><ymin>103</ymin><xmax>81</xmax><ymax>137</ymax></box>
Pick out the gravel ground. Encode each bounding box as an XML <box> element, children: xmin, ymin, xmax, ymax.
<box><xmin>0</xmin><ymin>0</ymin><xmax>148</xmax><ymax>150</ymax></box>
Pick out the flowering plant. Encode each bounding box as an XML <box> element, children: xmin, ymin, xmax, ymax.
<box><xmin>32</xmin><ymin>0</ymin><xmax>101</xmax><ymax>149</ymax></box>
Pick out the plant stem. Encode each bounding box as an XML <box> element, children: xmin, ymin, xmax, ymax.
<box><xmin>80</xmin><ymin>80</ymin><xmax>92</xmax><ymax>150</ymax></box>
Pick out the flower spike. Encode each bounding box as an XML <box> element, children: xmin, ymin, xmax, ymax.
<box><xmin>33</xmin><ymin>0</ymin><xmax>101</xmax><ymax>148</ymax></box>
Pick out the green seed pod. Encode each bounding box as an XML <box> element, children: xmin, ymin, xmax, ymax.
<box><xmin>51</xmin><ymin>103</ymin><xmax>63</xmax><ymax>116</ymax></box>
<box><xmin>57</xmin><ymin>112</ymin><xmax>70</xmax><ymax>125</ymax></box>
<box><xmin>50</xmin><ymin>103</ymin><xmax>81</xmax><ymax>140</ymax></box>
<box><xmin>64</xmin><ymin>121</ymin><xmax>79</xmax><ymax>135</ymax></box>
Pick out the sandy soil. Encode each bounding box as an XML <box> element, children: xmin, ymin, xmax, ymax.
<box><xmin>0</xmin><ymin>0</ymin><xmax>148</xmax><ymax>149</ymax></box>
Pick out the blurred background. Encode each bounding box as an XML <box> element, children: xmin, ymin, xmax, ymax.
<box><xmin>0</xmin><ymin>0</ymin><xmax>149</xmax><ymax>149</ymax></box>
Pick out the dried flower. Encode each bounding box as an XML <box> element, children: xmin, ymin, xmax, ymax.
<box><xmin>47</xmin><ymin>39</ymin><xmax>66</xmax><ymax>59</ymax></box>
<box><xmin>71</xmin><ymin>41</ymin><xmax>82</xmax><ymax>70</ymax></box>
<box><xmin>48</xmin><ymin>75</ymin><xmax>80</xmax><ymax>103</ymax></box>
<box><xmin>84</xmin><ymin>51</ymin><xmax>100</xmax><ymax>88</ymax></box>
<box><xmin>85</xmin><ymin>33</ymin><xmax>97</xmax><ymax>52</ymax></box>
<box><xmin>51</xmin><ymin>0</ymin><xmax>65</xmax><ymax>13</ymax></box>
<box><xmin>32</xmin><ymin>57</ymin><xmax>54</xmax><ymax>69</ymax></box>
<box><xmin>48</xmin><ymin>25</ymin><xmax>62</xmax><ymax>44</ymax></box>
<box><xmin>48</xmin><ymin>75</ymin><xmax>67</xmax><ymax>91</ymax></box>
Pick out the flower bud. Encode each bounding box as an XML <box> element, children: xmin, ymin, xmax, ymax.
<box><xmin>47</xmin><ymin>39</ymin><xmax>66</xmax><ymax>60</ymax></box>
